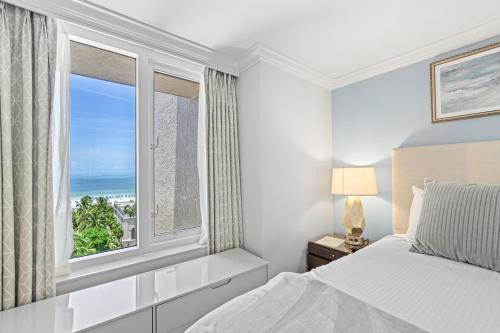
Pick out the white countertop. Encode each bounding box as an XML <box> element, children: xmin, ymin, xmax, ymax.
<box><xmin>0</xmin><ymin>248</ymin><xmax>268</xmax><ymax>333</ymax></box>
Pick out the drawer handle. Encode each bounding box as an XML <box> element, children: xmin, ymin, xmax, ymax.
<box><xmin>331</xmin><ymin>254</ymin><xmax>335</xmax><ymax>259</ymax></box>
<box><xmin>209</xmin><ymin>278</ymin><xmax>232</xmax><ymax>289</ymax></box>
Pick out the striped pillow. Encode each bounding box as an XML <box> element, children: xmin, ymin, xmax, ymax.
<box><xmin>410</xmin><ymin>180</ymin><xmax>500</xmax><ymax>272</ymax></box>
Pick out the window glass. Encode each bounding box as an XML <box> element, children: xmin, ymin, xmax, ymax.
<box><xmin>153</xmin><ymin>72</ymin><xmax>201</xmax><ymax>235</ymax></box>
<box><xmin>70</xmin><ymin>41</ymin><xmax>137</xmax><ymax>258</ymax></box>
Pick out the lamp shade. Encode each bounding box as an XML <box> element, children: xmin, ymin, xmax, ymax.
<box><xmin>331</xmin><ymin>167</ymin><xmax>378</xmax><ymax>196</ymax></box>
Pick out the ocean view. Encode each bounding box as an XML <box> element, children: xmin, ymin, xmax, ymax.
<box><xmin>70</xmin><ymin>74</ymin><xmax>136</xmax><ymax>202</ymax></box>
<box><xmin>69</xmin><ymin>66</ymin><xmax>138</xmax><ymax>258</ymax></box>
<box><xmin>70</xmin><ymin>174</ymin><xmax>136</xmax><ymax>200</ymax></box>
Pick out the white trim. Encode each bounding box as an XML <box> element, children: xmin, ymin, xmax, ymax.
<box><xmin>57</xmin><ymin>241</ymin><xmax>206</xmax><ymax>295</ymax></box>
<box><xmin>10</xmin><ymin>0</ymin><xmax>500</xmax><ymax>90</ymax></box>
<box><xmin>197</xmin><ymin>72</ymin><xmax>208</xmax><ymax>246</ymax></box>
<box><xmin>67</xmin><ymin>233</ymin><xmax>201</xmax><ymax>271</ymax></box>
<box><xmin>146</xmin><ymin>62</ymin><xmax>202</xmax><ymax>244</ymax></box>
<box><xmin>239</xmin><ymin>44</ymin><xmax>335</xmax><ymax>89</ymax></box>
<box><xmin>7</xmin><ymin>0</ymin><xmax>239</xmax><ymax>75</ymax></box>
<box><xmin>329</xmin><ymin>17</ymin><xmax>500</xmax><ymax>89</ymax></box>
<box><xmin>148</xmin><ymin>58</ymin><xmax>201</xmax><ymax>83</ymax></box>
<box><xmin>238</xmin><ymin>19</ymin><xmax>500</xmax><ymax>90</ymax></box>
<box><xmin>9</xmin><ymin>0</ymin><xmax>500</xmax><ymax>90</ymax></box>
<box><xmin>69</xmin><ymin>34</ymin><xmax>138</xmax><ymax>59</ymax></box>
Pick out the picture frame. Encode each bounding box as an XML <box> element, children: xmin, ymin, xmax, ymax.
<box><xmin>430</xmin><ymin>42</ymin><xmax>500</xmax><ymax>122</ymax></box>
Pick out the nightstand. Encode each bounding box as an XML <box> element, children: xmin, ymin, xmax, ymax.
<box><xmin>307</xmin><ymin>233</ymin><xmax>369</xmax><ymax>271</ymax></box>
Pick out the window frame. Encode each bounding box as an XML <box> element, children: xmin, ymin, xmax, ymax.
<box><xmin>64</xmin><ymin>22</ymin><xmax>204</xmax><ymax>271</ymax></box>
<box><xmin>149</xmin><ymin>67</ymin><xmax>201</xmax><ymax>243</ymax></box>
<box><xmin>68</xmin><ymin>35</ymin><xmax>139</xmax><ymax>261</ymax></box>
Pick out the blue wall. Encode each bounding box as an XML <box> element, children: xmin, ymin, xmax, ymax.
<box><xmin>331</xmin><ymin>35</ymin><xmax>500</xmax><ymax>240</ymax></box>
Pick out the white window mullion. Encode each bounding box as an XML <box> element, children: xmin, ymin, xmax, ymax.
<box><xmin>137</xmin><ymin>51</ymin><xmax>152</xmax><ymax>252</ymax></box>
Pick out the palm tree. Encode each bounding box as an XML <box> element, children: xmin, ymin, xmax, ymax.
<box><xmin>124</xmin><ymin>204</ymin><xmax>137</xmax><ymax>219</ymax></box>
<box><xmin>72</xmin><ymin>196</ymin><xmax>124</xmax><ymax>257</ymax></box>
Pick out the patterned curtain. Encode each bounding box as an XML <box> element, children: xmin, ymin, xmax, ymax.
<box><xmin>0</xmin><ymin>2</ymin><xmax>57</xmax><ymax>310</ymax></box>
<box><xmin>204</xmin><ymin>68</ymin><xmax>243</xmax><ymax>254</ymax></box>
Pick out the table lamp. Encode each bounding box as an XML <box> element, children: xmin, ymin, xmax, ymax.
<box><xmin>331</xmin><ymin>167</ymin><xmax>378</xmax><ymax>247</ymax></box>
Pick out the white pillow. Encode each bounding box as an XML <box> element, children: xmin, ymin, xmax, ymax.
<box><xmin>406</xmin><ymin>186</ymin><xmax>423</xmax><ymax>242</ymax></box>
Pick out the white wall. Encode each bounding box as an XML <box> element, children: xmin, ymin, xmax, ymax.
<box><xmin>238</xmin><ymin>62</ymin><xmax>333</xmax><ymax>277</ymax></box>
<box><xmin>237</xmin><ymin>64</ymin><xmax>264</xmax><ymax>258</ymax></box>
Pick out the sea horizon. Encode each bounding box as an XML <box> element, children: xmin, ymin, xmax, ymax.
<box><xmin>70</xmin><ymin>174</ymin><xmax>136</xmax><ymax>201</ymax></box>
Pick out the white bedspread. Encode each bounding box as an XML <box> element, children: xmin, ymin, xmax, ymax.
<box><xmin>188</xmin><ymin>235</ymin><xmax>500</xmax><ymax>332</ymax></box>
<box><xmin>187</xmin><ymin>271</ymin><xmax>426</xmax><ymax>333</ymax></box>
<box><xmin>311</xmin><ymin>235</ymin><xmax>500</xmax><ymax>333</ymax></box>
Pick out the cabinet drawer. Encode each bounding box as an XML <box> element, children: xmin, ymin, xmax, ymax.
<box><xmin>156</xmin><ymin>266</ymin><xmax>267</xmax><ymax>333</ymax></box>
<box><xmin>82</xmin><ymin>308</ymin><xmax>152</xmax><ymax>333</ymax></box>
<box><xmin>308</xmin><ymin>244</ymin><xmax>347</xmax><ymax>261</ymax></box>
<box><xmin>307</xmin><ymin>254</ymin><xmax>331</xmax><ymax>270</ymax></box>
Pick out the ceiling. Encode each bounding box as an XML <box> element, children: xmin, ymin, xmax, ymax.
<box><xmin>88</xmin><ymin>0</ymin><xmax>500</xmax><ymax>82</ymax></box>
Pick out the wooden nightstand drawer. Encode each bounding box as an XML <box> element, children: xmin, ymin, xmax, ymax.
<box><xmin>308</xmin><ymin>243</ymin><xmax>347</xmax><ymax>261</ymax></box>
<box><xmin>307</xmin><ymin>254</ymin><xmax>331</xmax><ymax>270</ymax></box>
<box><xmin>307</xmin><ymin>234</ymin><xmax>369</xmax><ymax>271</ymax></box>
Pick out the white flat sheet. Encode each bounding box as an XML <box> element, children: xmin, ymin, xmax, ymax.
<box><xmin>187</xmin><ymin>272</ymin><xmax>426</xmax><ymax>333</ymax></box>
<box><xmin>310</xmin><ymin>235</ymin><xmax>500</xmax><ymax>333</ymax></box>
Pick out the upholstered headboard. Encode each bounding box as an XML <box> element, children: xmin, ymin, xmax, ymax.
<box><xmin>392</xmin><ymin>140</ymin><xmax>500</xmax><ymax>234</ymax></box>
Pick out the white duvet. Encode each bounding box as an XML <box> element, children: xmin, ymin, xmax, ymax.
<box><xmin>189</xmin><ymin>235</ymin><xmax>500</xmax><ymax>333</ymax></box>
<box><xmin>187</xmin><ymin>271</ymin><xmax>425</xmax><ymax>333</ymax></box>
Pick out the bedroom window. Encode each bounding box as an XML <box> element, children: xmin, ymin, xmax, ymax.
<box><xmin>59</xmin><ymin>24</ymin><xmax>204</xmax><ymax>280</ymax></box>
<box><xmin>69</xmin><ymin>41</ymin><xmax>137</xmax><ymax>258</ymax></box>
<box><xmin>152</xmin><ymin>72</ymin><xmax>201</xmax><ymax>236</ymax></box>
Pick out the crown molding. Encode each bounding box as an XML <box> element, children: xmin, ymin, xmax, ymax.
<box><xmin>239</xmin><ymin>44</ymin><xmax>335</xmax><ymax>89</ymax></box>
<box><xmin>330</xmin><ymin>18</ymin><xmax>500</xmax><ymax>89</ymax></box>
<box><xmin>8</xmin><ymin>0</ymin><xmax>500</xmax><ymax>89</ymax></box>
<box><xmin>6</xmin><ymin>0</ymin><xmax>239</xmax><ymax>76</ymax></box>
<box><xmin>239</xmin><ymin>18</ymin><xmax>500</xmax><ymax>90</ymax></box>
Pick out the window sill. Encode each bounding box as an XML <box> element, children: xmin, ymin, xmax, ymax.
<box><xmin>56</xmin><ymin>242</ymin><xmax>207</xmax><ymax>295</ymax></box>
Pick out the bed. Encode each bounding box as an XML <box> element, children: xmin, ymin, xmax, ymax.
<box><xmin>188</xmin><ymin>140</ymin><xmax>500</xmax><ymax>333</ymax></box>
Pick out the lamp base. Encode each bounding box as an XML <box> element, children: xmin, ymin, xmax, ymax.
<box><xmin>344</xmin><ymin>234</ymin><xmax>366</xmax><ymax>248</ymax></box>
<box><xmin>343</xmin><ymin>196</ymin><xmax>367</xmax><ymax>249</ymax></box>
<box><xmin>342</xmin><ymin>196</ymin><xmax>366</xmax><ymax>233</ymax></box>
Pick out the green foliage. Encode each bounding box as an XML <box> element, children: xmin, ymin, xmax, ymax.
<box><xmin>123</xmin><ymin>203</ymin><xmax>136</xmax><ymax>219</ymax></box>
<box><xmin>72</xmin><ymin>195</ymin><xmax>123</xmax><ymax>257</ymax></box>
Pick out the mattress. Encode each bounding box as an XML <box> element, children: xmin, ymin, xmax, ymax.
<box><xmin>310</xmin><ymin>235</ymin><xmax>500</xmax><ymax>333</ymax></box>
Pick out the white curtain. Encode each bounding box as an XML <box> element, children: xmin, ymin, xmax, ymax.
<box><xmin>203</xmin><ymin>68</ymin><xmax>243</xmax><ymax>254</ymax></box>
<box><xmin>52</xmin><ymin>22</ymin><xmax>73</xmax><ymax>276</ymax></box>
<box><xmin>0</xmin><ymin>2</ymin><xmax>57</xmax><ymax>309</ymax></box>
<box><xmin>198</xmin><ymin>71</ymin><xmax>209</xmax><ymax>246</ymax></box>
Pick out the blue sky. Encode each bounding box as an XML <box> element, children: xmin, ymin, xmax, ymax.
<box><xmin>70</xmin><ymin>74</ymin><xmax>136</xmax><ymax>178</ymax></box>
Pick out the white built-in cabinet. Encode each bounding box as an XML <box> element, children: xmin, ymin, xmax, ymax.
<box><xmin>0</xmin><ymin>249</ymin><xmax>268</xmax><ymax>333</ymax></box>
<box><xmin>155</xmin><ymin>267</ymin><xmax>267</xmax><ymax>333</ymax></box>
<box><xmin>84</xmin><ymin>309</ymin><xmax>153</xmax><ymax>333</ymax></box>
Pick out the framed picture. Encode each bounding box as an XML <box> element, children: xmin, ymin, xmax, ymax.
<box><xmin>431</xmin><ymin>42</ymin><xmax>500</xmax><ymax>122</ymax></box>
